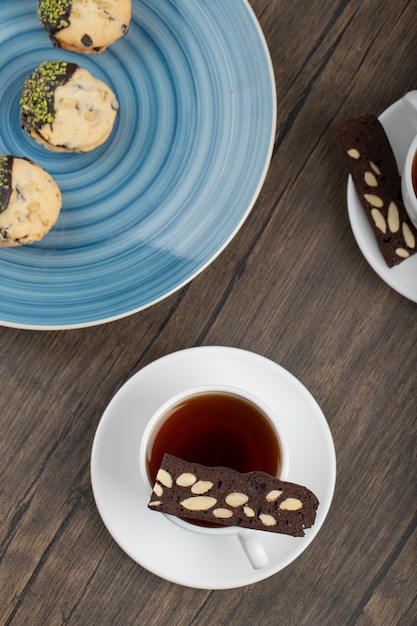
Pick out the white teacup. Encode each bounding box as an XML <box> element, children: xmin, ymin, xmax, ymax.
<box><xmin>403</xmin><ymin>90</ymin><xmax>417</xmax><ymax>134</ymax></box>
<box><xmin>139</xmin><ymin>385</ymin><xmax>289</xmax><ymax>569</ymax></box>
<box><xmin>401</xmin><ymin>133</ymin><xmax>417</xmax><ymax>230</ymax></box>
<box><xmin>401</xmin><ymin>91</ymin><xmax>417</xmax><ymax>228</ymax></box>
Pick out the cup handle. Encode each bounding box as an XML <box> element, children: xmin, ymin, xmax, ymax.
<box><xmin>403</xmin><ymin>90</ymin><xmax>417</xmax><ymax>133</ymax></box>
<box><xmin>237</xmin><ymin>529</ymin><xmax>269</xmax><ymax>569</ymax></box>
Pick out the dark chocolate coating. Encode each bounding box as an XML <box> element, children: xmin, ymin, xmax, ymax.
<box><xmin>0</xmin><ymin>155</ymin><xmax>13</xmax><ymax>214</ymax></box>
<box><xmin>37</xmin><ymin>0</ymin><xmax>72</xmax><ymax>48</ymax></box>
<box><xmin>20</xmin><ymin>61</ymin><xmax>78</xmax><ymax>133</ymax></box>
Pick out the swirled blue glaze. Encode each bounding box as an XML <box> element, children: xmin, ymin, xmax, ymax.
<box><xmin>0</xmin><ymin>0</ymin><xmax>275</xmax><ymax>328</ymax></box>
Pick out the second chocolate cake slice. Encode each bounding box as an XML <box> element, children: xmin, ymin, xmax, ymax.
<box><xmin>338</xmin><ymin>114</ymin><xmax>416</xmax><ymax>266</ymax></box>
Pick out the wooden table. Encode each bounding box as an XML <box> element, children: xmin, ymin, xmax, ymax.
<box><xmin>1</xmin><ymin>1</ymin><xmax>416</xmax><ymax>624</ymax></box>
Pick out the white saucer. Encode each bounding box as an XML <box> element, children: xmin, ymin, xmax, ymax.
<box><xmin>90</xmin><ymin>347</ymin><xmax>336</xmax><ymax>589</ymax></box>
<box><xmin>347</xmin><ymin>98</ymin><xmax>417</xmax><ymax>303</ymax></box>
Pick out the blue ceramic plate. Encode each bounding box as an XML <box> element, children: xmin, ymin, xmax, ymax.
<box><xmin>0</xmin><ymin>0</ymin><xmax>276</xmax><ymax>329</ymax></box>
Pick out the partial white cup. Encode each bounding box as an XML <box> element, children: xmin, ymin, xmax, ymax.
<box><xmin>401</xmin><ymin>133</ymin><xmax>417</xmax><ymax>230</ymax></box>
<box><xmin>402</xmin><ymin>90</ymin><xmax>417</xmax><ymax>134</ymax></box>
<box><xmin>139</xmin><ymin>385</ymin><xmax>289</xmax><ymax>570</ymax></box>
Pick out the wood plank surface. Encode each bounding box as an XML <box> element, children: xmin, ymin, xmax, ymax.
<box><xmin>1</xmin><ymin>1</ymin><xmax>416</xmax><ymax>624</ymax></box>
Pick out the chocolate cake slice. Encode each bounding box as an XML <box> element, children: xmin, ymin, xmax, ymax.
<box><xmin>147</xmin><ymin>454</ymin><xmax>319</xmax><ymax>537</ymax></box>
<box><xmin>338</xmin><ymin>114</ymin><xmax>417</xmax><ymax>266</ymax></box>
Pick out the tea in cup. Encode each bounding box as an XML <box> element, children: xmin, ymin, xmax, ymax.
<box><xmin>139</xmin><ymin>385</ymin><xmax>289</xmax><ymax>569</ymax></box>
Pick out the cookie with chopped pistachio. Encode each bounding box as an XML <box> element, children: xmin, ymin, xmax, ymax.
<box><xmin>338</xmin><ymin>114</ymin><xmax>417</xmax><ymax>266</ymax></box>
<box><xmin>20</xmin><ymin>60</ymin><xmax>119</xmax><ymax>153</ymax></box>
<box><xmin>0</xmin><ymin>156</ymin><xmax>62</xmax><ymax>247</ymax></box>
<box><xmin>38</xmin><ymin>0</ymin><xmax>131</xmax><ymax>54</ymax></box>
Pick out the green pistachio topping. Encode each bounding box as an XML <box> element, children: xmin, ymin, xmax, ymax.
<box><xmin>20</xmin><ymin>61</ymin><xmax>75</xmax><ymax>133</ymax></box>
<box><xmin>37</xmin><ymin>0</ymin><xmax>72</xmax><ymax>30</ymax></box>
<box><xmin>0</xmin><ymin>156</ymin><xmax>9</xmax><ymax>186</ymax></box>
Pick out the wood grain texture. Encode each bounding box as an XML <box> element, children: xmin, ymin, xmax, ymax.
<box><xmin>1</xmin><ymin>1</ymin><xmax>416</xmax><ymax>624</ymax></box>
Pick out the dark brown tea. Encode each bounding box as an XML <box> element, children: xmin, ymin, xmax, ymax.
<box><xmin>146</xmin><ymin>391</ymin><xmax>281</xmax><ymax>486</ymax></box>
<box><xmin>412</xmin><ymin>151</ymin><xmax>417</xmax><ymax>197</ymax></box>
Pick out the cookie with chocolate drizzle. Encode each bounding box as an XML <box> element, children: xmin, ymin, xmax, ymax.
<box><xmin>38</xmin><ymin>0</ymin><xmax>131</xmax><ymax>54</ymax></box>
<box><xmin>0</xmin><ymin>155</ymin><xmax>62</xmax><ymax>247</ymax></box>
<box><xmin>20</xmin><ymin>60</ymin><xmax>119</xmax><ymax>153</ymax></box>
